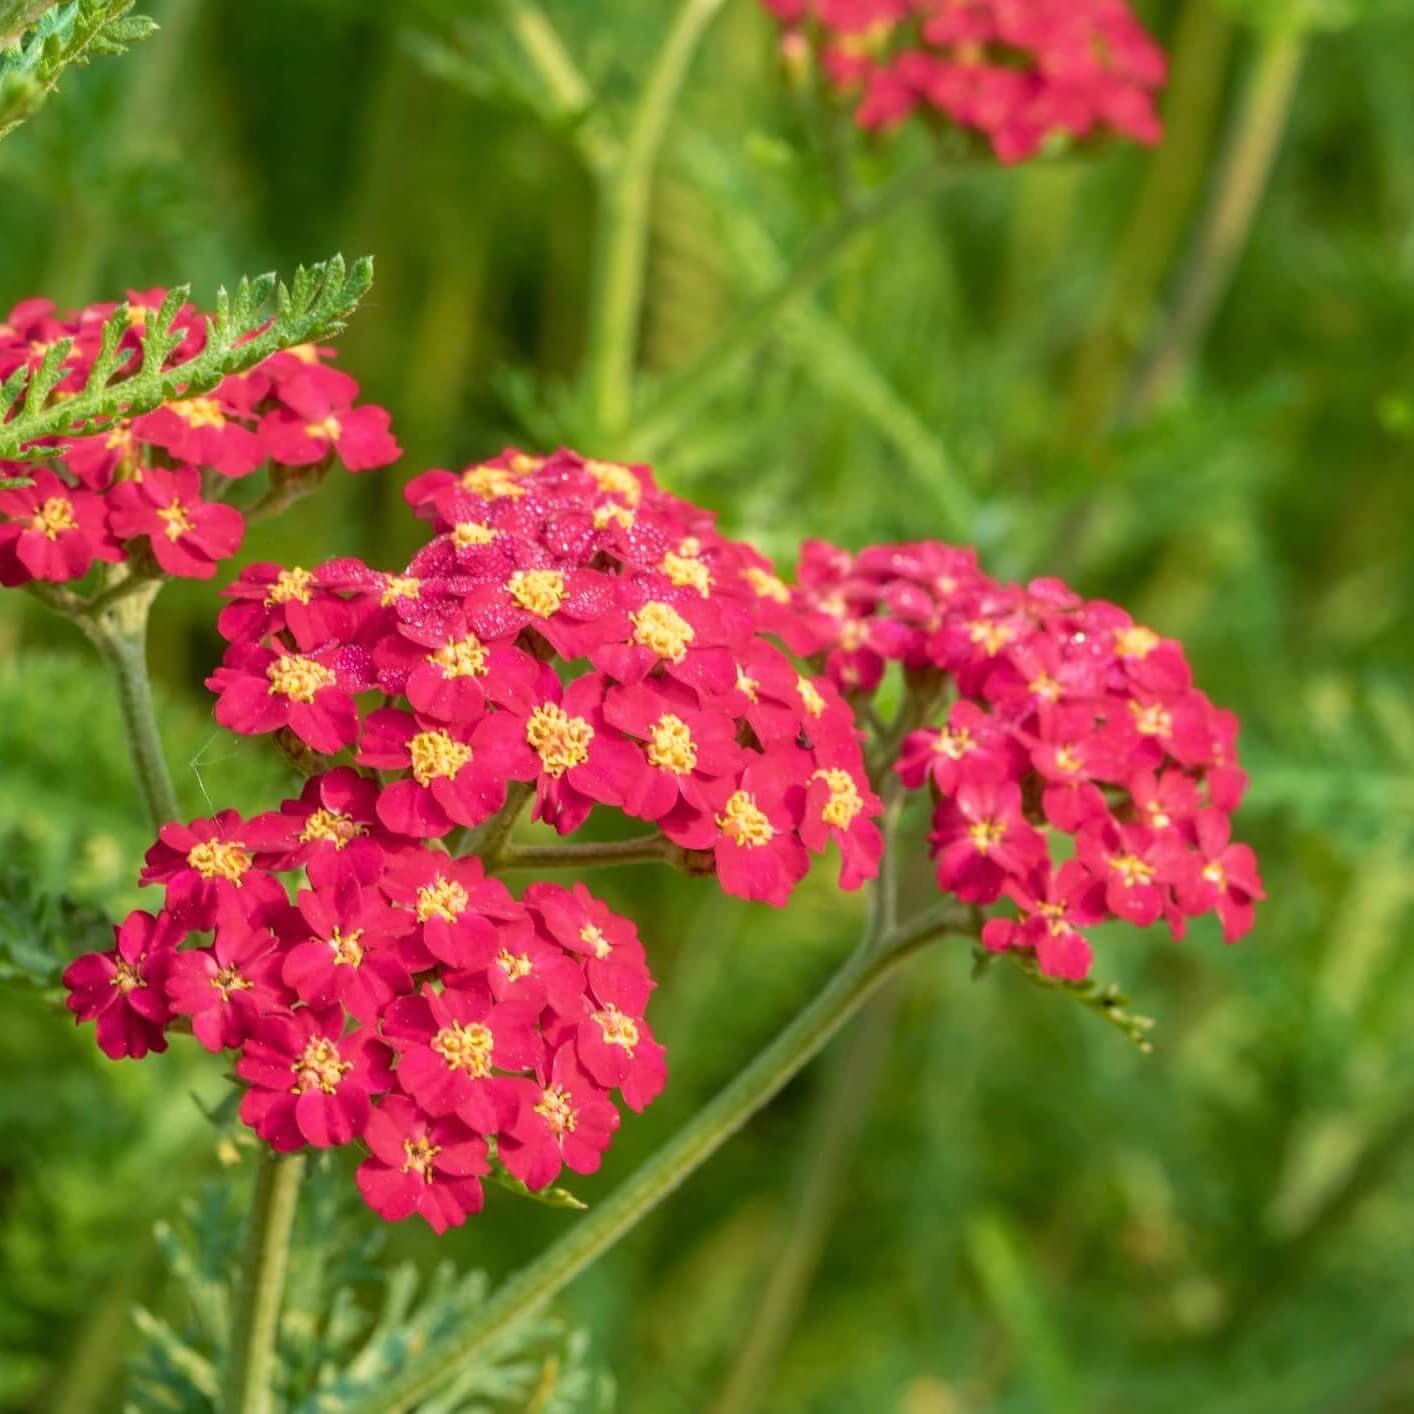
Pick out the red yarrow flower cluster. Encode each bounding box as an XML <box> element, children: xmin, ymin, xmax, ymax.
<box><xmin>0</xmin><ymin>291</ymin><xmax>399</xmax><ymax>589</ymax></box>
<box><xmin>61</xmin><ymin>798</ymin><xmax>663</xmax><ymax>1235</ymax></box>
<box><xmin>209</xmin><ymin>447</ymin><xmax>884</xmax><ymax>908</ymax></box>
<box><xmin>759</xmin><ymin>0</ymin><xmax>1167</xmax><ymax>162</ymax></box>
<box><xmin>769</xmin><ymin>537</ymin><xmax>1264</xmax><ymax>981</ymax></box>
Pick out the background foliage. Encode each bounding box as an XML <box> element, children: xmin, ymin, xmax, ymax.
<box><xmin>3</xmin><ymin>0</ymin><xmax>1414</xmax><ymax>1409</ymax></box>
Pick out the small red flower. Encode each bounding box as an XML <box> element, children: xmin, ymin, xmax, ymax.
<box><xmin>208</xmin><ymin>642</ymin><xmax>361</xmax><ymax>756</ymax></box>
<box><xmin>356</xmin><ymin>1095</ymin><xmax>489</xmax><ymax>1233</ymax></box>
<box><xmin>107</xmin><ymin>465</ymin><xmax>244</xmax><ymax>579</ymax></box>
<box><xmin>574</xmin><ymin>965</ymin><xmax>666</xmax><ymax>1112</ymax></box>
<box><xmin>930</xmin><ymin>781</ymin><xmax>1047</xmax><ymax>904</ymax></box>
<box><xmin>379</xmin><ymin>851</ymin><xmax>513</xmax><ymax>970</ymax></box>
<box><xmin>1172</xmin><ymin>810</ymin><xmax>1265</xmax><ymax>943</ymax></box>
<box><xmin>134</xmin><ymin>396</ymin><xmax>265</xmax><ymax>478</ymax></box>
<box><xmin>141</xmin><ymin>812</ymin><xmax>288</xmax><ymax>930</ymax></box>
<box><xmin>237</xmin><ymin>1011</ymin><xmax>393</xmax><ymax>1151</ymax></box>
<box><xmin>524</xmin><ymin>881</ymin><xmax>655</xmax><ymax>1017</ymax></box>
<box><xmin>498</xmin><ymin>1047</ymin><xmax>620</xmax><ymax>1192</ymax></box>
<box><xmin>0</xmin><ymin>469</ymin><xmax>118</xmax><ymax>585</ymax></box>
<box><xmin>166</xmin><ymin>923</ymin><xmax>289</xmax><ymax>1052</ymax></box>
<box><xmin>62</xmin><ymin>909</ymin><xmax>180</xmax><ymax>1060</ymax></box>
<box><xmin>258</xmin><ymin>372</ymin><xmax>400</xmax><ymax>472</ymax></box>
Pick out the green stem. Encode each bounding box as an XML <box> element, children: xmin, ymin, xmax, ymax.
<box><xmin>1120</xmin><ymin>25</ymin><xmax>1305</xmax><ymax>422</ymax></box>
<box><xmin>710</xmin><ymin>983</ymin><xmax>904</xmax><ymax>1414</ymax></box>
<box><xmin>628</xmin><ymin>164</ymin><xmax>955</xmax><ymax>456</ymax></box>
<box><xmin>334</xmin><ymin>904</ymin><xmax>973</xmax><ymax>1414</ymax></box>
<box><xmin>493</xmin><ymin>833</ymin><xmax>676</xmax><ymax>873</ymax></box>
<box><xmin>92</xmin><ymin>586</ymin><xmax>179</xmax><ymax>831</ymax></box>
<box><xmin>222</xmin><ymin>1152</ymin><xmax>306</xmax><ymax>1414</ymax></box>
<box><xmin>585</xmin><ymin>0</ymin><xmax>727</xmax><ymax>435</ymax></box>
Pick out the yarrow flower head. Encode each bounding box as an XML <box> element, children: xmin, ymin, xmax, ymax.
<box><xmin>764</xmin><ymin>536</ymin><xmax>1264</xmax><ymax>982</ymax></box>
<box><xmin>758</xmin><ymin>0</ymin><xmax>1167</xmax><ymax>162</ymax></box>
<box><xmin>64</xmin><ymin>811</ymin><xmax>665</xmax><ymax>1234</ymax></box>
<box><xmin>210</xmin><ymin>446</ymin><xmax>885</xmax><ymax>909</ymax></box>
<box><xmin>0</xmin><ymin>290</ymin><xmax>399</xmax><ymax>592</ymax></box>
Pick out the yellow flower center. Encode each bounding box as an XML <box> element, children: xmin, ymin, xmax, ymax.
<box><xmin>735</xmin><ymin>666</ymin><xmax>760</xmax><ymax>702</ymax></box>
<box><xmin>968</xmin><ymin>818</ymin><xmax>1007</xmax><ymax>855</ymax></box>
<box><xmin>593</xmin><ymin>503</ymin><xmax>635</xmax><ymax>531</ymax></box>
<box><xmin>646</xmin><ymin>714</ymin><xmax>697</xmax><ymax>775</ymax></box>
<box><xmin>402</xmin><ymin>1134</ymin><xmax>441</xmax><ymax>1180</ymax></box>
<box><xmin>1053</xmin><ymin>745</ymin><xmax>1084</xmax><ymax>775</ymax></box>
<box><xmin>126</xmin><ymin>305</ymin><xmax>148</xmax><ymax>329</ymax></box>
<box><xmin>428</xmin><ymin>634</ymin><xmax>488</xmax><ymax>679</ymax></box>
<box><xmin>210</xmin><ymin>964</ymin><xmax>252</xmax><ymax>1000</ymax></box>
<box><xmin>287</xmin><ymin>342</ymin><xmax>319</xmax><ymax>364</ymax></box>
<box><xmin>156</xmin><ymin>500</ymin><xmax>194</xmax><ymax>541</ymax></box>
<box><xmin>187</xmin><ymin>839</ymin><xmax>252</xmax><ymax>883</ymax></box>
<box><xmin>451</xmin><ymin>520</ymin><xmax>497</xmax><ymax>549</ymax></box>
<box><xmin>742</xmin><ymin>566</ymin><xmax>791</xmax><ymax>604</ymax></box>
<box><xmin>105</xmin><ymin>426</ymin><xmax>134</xmax><ymax>452</ymax></box>
<box><xmin>265</xmin><ymin>566</ymin><xmax>313</xmax><ymax>605</ymax></box>
<box><xmin>299</xmin><ymin>808</ymin><xmax>364</xmax><ymax>849</ymax></box>
<box><xmin>461</xmin><ymin>464</ymin><xmax>525</xmax><ymax>499</ymax></box>
<box><xmin>1036</xmin><ymin>901</ymin><xmax>1070</xmax><ymax>935</ymax></box>
<box><xmin>584</xmin><ymin>458</ymin><xmax>641</xmax><ymax>505</ymax></box>
<box><xmin>717</xmin><ymin>791</ymin><xmax>774</xmax><ymax>847</ymax></box>
<box><xmin>797</xmin><ymin>676</ymin><xmax>827</xmax><ymax>719</ymax></box>
<box><xmin>380</xmin><ymin>575</ymin><xmax>420</xmax><ymax>606</ymax></box>
<box><xmin>1029</xmin><ymin>673</ymin><xmax>1062</xmax><ymax>703</ymax></box>
<box><xmin>1108</xmin><ymin>853</ymin><xmax>1155</xmax><ymax>888</ymax></box>
<box><xmin>813</xmin><ymin>768</ymin><xmax>863</xmax><ymax>829</ymax></box>
<box><xmin>171</xmin><ymin>397</ymin><xmax>225</xmax><ymax>429</ymax></box>
<box><xmin>327</xmin><ymin>927</ymin><xmax>365</xmax><ymax>967</ymax></box>
<box><xmin>408</xmin><ymin>730</ymin><xmax>473</xmax><ymax>786</ymax></box>
<box><xmin>305</xmin><ymin>414</ymin><xmax>342</xmax><ymax>442</ymax></box>
<box><xmin>968</xmin><ymin>620</ymin><xmax>1015</xmax><ymax>656</ymax></box>
<box><xmin>30</xmin><ymin>496</ymin><xmax>76</xmax><ymax>540</ymax></box>
<box><xmin>431</xmin><ymin>1021</ymin><xmax>494</xmax><ymax>1077</ymax></box>
<box><xmin>935</xmin><ymin>726</ymin><xmax>974</xmax><ymax>760</ymax></box>
<box><xmin>593</xmin><ymin>1004</ymin><xmax>640</xmax><ymax>1052</ymax></box>
<box><xmin>631</xmin><ymin>601</ymin><xmax>695</xmax><ymax>663</ymax></box>
<box><xmin>1201</xmin><ymin>861</ymin><xmax>1226</xmax><ymax>889</ymax></box>
<box><xmin>526</xmin><ymin>703</ymin><xmax>594</xmax><ymax>777</ymax></box>
<box><xmin>291</xmin><ymin>1036</ymin><xmax>350</xmax><ymax>1095</ymax></box>
<box><xmin>508</xmin><ymin>452</ymin><xmax>543</xmax><ymax>475</ymax></box>
<box><xmin>508</xmin><ymin>568</ymin><xmax>566</xmax><ymax>617</ymax></box>
<box><xmin>496</xmin><ymin>948</ymin><xmax>533</xmax><ymax>982</ymax></box>
<box><xmin>416</xmin><ymin>876</ymin><xmax>469</xmax><ymax>923</ymax></box>
<box><xmin>659</xmin><ymin>549</ymin><xmax>712</xmax><ymax>596</ymax></box>
<box><xmin>579</xmin><ymin>923</ymin><xmax>611</xmax><ymax>959</ymax></box>
<box><xmin>1129</xmin><ymin>701</ymin><xmax>1172</xmax><ymax>738</ymax></box>
<box><xmin>112</xmin><ymin>960</ymin><xmax>144</xmax><ymax>994</ymax></box>
<box><xmin>1115</xmin><ymin>625</ymin><xmax>1160</xmax><ymax>660</ymax></box>
<box><xmin>266</xmin><ymin>655</ymin><xmax>336</xmax><ymax>704</ymax></box>
<box><xmin>534</xmin><ymin>1084</ymin><xmax>578</xmax><ymax>1136</ymax></box>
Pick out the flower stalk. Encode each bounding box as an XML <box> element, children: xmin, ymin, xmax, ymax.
<box><xmin>334</xmin><ymin>902</ymin><xmax>973</xmax><ymax>1414</ymax></box>
<box><xmin>221</xmin><ymin>1152</ymin><xmax>306</xmax><ymax>1414</ymax></box>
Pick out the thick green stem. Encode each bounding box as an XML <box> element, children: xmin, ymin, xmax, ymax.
<box><xmin>222</xmin><ymin>1152</ymin><xmax>305</xmax><ymax>1414</ymax></box>
<box><xmin>710</xmin><ymin>982</ymin><xmax>903</xmax><ymax>1414</ymax></box>
<box><xmin>335</xmin><ymin>904</ymin><xmax>973</xmax><ymax>1414</ymax></box>
<box><xmin>628</xmin><ymin>164</ymin><xmax>955</xmax><ymax>456</ymax></box>
<box><xmin>1120</xmin><ymin>26</ymin><xmax>1305</xmax><ymax>422</ymax></box>
<box><xmin>492</xmin><ymin>833</ymin><xmax>676</xmax><ymax>873</ymax></box>
<box><xmin>92</xmin><ymin>587</ymin><xmax>179</xmax><ymax>831</ymax></box>
<box><xmin>585</xmin><ymin>0</ymin><xmax>727</xmax><ymax>435</ymax></box>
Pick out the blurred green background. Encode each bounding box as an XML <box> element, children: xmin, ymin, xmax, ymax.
<box><xmin>4</xmin><ymin>0</ymin><xmax>1414</xmax><ymax>1409</ymax></box>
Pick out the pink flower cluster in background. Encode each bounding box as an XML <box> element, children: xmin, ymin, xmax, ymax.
<box><xmin>759</xmin><ymin>0</ymin><xmax>1167</xmax><ymax>162</ymax></box>
<box><xmin>0</xmin><ymin>291</ymin><xmax>399</xmax><ymax>587</ymax></box>
<box><xmin>209</xmin><ymin>448</ymin><xmax>884</xmax><ymax>908</ymax></box>
<box><xmin>62</xmin><ymin>800</ymin><xmax>663</xmax><ymax>1233</ymax></box>
<box><xmin>773</xmin><ymin>538</ymin><xmax>1264</xmax><ymax>980</ymax></box>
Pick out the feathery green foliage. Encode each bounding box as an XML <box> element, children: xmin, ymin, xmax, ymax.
<box><xmin>0</xmin><ymin>1</ymin><xmax>155</xmax><ymax>143</ymax></box>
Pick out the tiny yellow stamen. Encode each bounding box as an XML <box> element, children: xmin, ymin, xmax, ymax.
<box><xmin>717</xmin><ymin>791</ymin><xmax>774</xmax><ymax>847</ymax></box>
<box><xmin>431</xmin><ymin>1021</ymin><xmax>494</xmax><ymax>1077</ymax></box>
<box><xmin>417</xmin><ymin>876</ymin><xmax>470</xmax><ymax>923</ymax></box>
<box><xmin>631</xmin><ymin>601</ymin><xmax>695</xmax><ymax>663</ymax></box>
<box><xmin>187</xmin><ymin>839</ymin><xmax>252</xmax><ymax>883</ymax></box>
<box><xmin>291</xmin><ymin>1036</ymin><xmax>350</xmax><ymax>1095</ymax></box>
<box><xmin>526</xmin><ymin>704</ymin><xmax>594</xmax><ymax>777</ymax></box>
<box><xmin>265</xmin><ymin>566</ymin><xmax>313</xmax><ymax>606</ymax></box>
<box><xmin>266</xmin><ymin>655</ymin><xmax>336</xmax><ymax>704</ymax></box>
<box><xmin>428</xmin><ymin>634</ymin><xmax>488</xmax><ymax>679</ymax></box>
<box><xmin>508</xmin><ymin>568</ymin><xmax>566</xmax><ymax>617</ymax></box>
<box><xmin>408</xmin><ymin>731</ymin><xmax>472</xmax><ymax>786</ymax></box>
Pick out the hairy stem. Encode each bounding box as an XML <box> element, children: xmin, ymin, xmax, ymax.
<box><xmin>222</xmin><ymin>1152</ymin><xmax>305</xmax><ymax>1414</ymax></box>
<box><xmin>92</xmin><ymin>586</ymin><xmax>180</xmax><ymax>830</ymax></box>
<box><xmin>335</xmin><ymin>905</ymin><xmax>973</xmax><ymax>1414</ymax></box>
<box><xmin>627</xmin><ymin>164</ymin><xmax>955</xmax><ymax>455</ymax></box>
<box><xmin>585</xmin><ymin>0</ymin><xmax>727</xmax><ymax>435</ymax></box>
<box><xmin>492</xmin><ymin>832</ymin><xmax>678</xmax><ymax>873</ymax></box>
<box><xmin>1120</xmin><ymin>26</ymin><xmax>1305</xmax><ymax>421</ymax></box>
<box><xmin>710</xmin><ymin>982</ymin><xmax>903</xmax><ymax>1414</ymax></box>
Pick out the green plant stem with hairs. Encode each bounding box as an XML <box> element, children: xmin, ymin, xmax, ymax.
<box><xmin>584</xmin><ymin>0</ymin><xmax>727</xmax><ymax>437</ymax></box>
<box><xmin>221</xmin><ymin>1154</ymin><xmax>306</xmax><ymax>1414</ymax></box>
<box><xmin>331</xmin><ymin>898</ymin><xmax>977</xmax><ymax>1414</ymax></box>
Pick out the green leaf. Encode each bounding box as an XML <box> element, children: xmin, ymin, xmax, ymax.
<box><xmin>0</xmin><ymin>254</ymin><xmax>375</xmax><ymax>460</ymax></box>
<box><xmin>0</xmin><ymin>848</ymin><xmax>111</xmax><ymax>987</ymax></box>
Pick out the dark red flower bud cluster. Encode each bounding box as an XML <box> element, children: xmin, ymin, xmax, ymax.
<box><xmin>759</xmin><ymin>0</ymin><xmax>1167</xmax><ymax>162</ymax></box>
<box><xmin>61</xmin><ymin>795</ymin><xmax>663</xmax><ymax>1234</ymax></box>
<box><xmin>0</xmin><ymin>291</ymin><xmax>399</xmax><ymax>588</ymax></box>
<box><xmin>769</xmin><ymin>539</ymin><xmax>1264</xmax><ymax>981</ymax></box>
<box><xmin>209</xmin><ymin>448</ymin><xmax>884</xmax><ymax>908</ymax></box>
